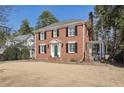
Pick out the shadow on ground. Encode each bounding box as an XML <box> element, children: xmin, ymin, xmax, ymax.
<box><xmin>0</xmin><ymin>69</ymin><xmax>6</xmax><ymax>73</ymax></box>
<box><xmin>109</xmin><ymin>61</ymin><xmax>124</xmax><ymax>68</ymax></box>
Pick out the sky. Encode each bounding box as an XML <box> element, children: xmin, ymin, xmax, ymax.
<box><xmin>7</xmin><ymin>5</ymin><xmax>94</xmax><ymax>31</ymax></box>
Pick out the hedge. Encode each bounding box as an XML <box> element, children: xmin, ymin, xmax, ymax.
<box><xmin>3</xmin><ymin>46</ymin><xmax>30</xmax><ymax>60</ymax></box>
<box><xmin>21</xmin><ymin>48</ymin><xmax>30</xmax><ymax>59</ymax></box>
<box><xmin>3</xmin><ymin>46</ymin><xmax>21</xmax><ymax>60</ymax></box>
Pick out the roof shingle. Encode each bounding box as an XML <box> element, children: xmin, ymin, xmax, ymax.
<box><xmin>34</xmin><ymin>19</ymin><xmax>84</xmax><ymax>33</ymax></box>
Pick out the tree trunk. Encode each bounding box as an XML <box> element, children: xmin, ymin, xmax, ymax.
<box><xmin>108</xmin><ymin>35</ymin><xmax>124</xmax><ymax>61</ymax></box>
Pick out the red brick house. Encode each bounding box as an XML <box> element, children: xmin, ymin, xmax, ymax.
<box><xmin>34</xmin><ymin>17</ymin><xmax>92</xmax><ymax>62</ymax></box>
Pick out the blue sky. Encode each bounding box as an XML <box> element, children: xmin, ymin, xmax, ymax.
<box><xmin>8</xmin><ymin>5</ymin><xmax>94</xmax><ymax>31</ymax></box>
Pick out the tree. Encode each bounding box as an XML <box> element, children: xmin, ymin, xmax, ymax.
<box><xmin>0</xmin><ymin>6</ymin><xmax>13</xmax><ymax>25</ymax></box>
<box><xmin>94</xmin><ymin>5</ymin><xmax>124</xmax><ymax>60</ymax></box>
<box><xmin>35</xmin><ymin>10</ymin><xmax>58</xmax><ymax>29</ymax></box>
<box><xmin>3</xmin><ymin>46</ymin><xmax>21</xmax><ymax>60</ymax></box>
<box><xmin>18</xmin><ymin>19</ymin><xmax>33</xmax><ymax>35</ymax></box>
<box><xmin>0</xmin><ymin>28</ymin><xmax>10</xmax><ymax>46</ymax></box>
<box><xmin>0</xmin><ymin>6</ymin><xmax>13</xmax><ymax>46</ymax></box>
<box><xmin>21</xmin><ymin>48</ymin><xmax>30</xmax><ymax>59</ymax></box>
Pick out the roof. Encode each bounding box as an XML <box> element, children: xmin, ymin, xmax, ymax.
<box><xmin>28</xmin><ymin>45</ymin><xmax>35</xmax><ymax>50</ymax></box>
<box><xmin>14</xmin><ymin>34</ymin><xmax>33</xmax><ymax>42</ymax></box>
<box><xmin>35</xmin><ymin>19</ymin><xmax>85</xmax><ymax>33</ymax></box>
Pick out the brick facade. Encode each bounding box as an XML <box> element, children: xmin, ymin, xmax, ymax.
<box><xmin>35</xmin><ymin>21</ymin><xmax>89</xmax><ymax>62</ymax></box>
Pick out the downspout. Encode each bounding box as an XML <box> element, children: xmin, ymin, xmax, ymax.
<box><xmin>89</xmin><ymin>12</ymin><xmax>93</xmax><ymax>61</ymax></box>
<box><xmin>34</xmin><ymin>33</ymin><xmax>37</xmax><ymax>59</ymax></box>
<box><xmin>82</xmin><ymin>23</ymin><xmax>85</xmax><ymax>61</ymax></box>
<box><xmin>89</xmin><ymin>12</ymin><xmax>93</xmax><ymax>41</ymax></box>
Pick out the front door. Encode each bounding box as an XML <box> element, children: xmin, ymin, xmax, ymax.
<box><xmin>51</xmin><ymin>43</ymin><xmax>60</xmax><ymax>57</ymax></box>
<box><xmin>54</xmin><ymin>44</ymin><xmax>58</xmax><ymax>57</ymax></box>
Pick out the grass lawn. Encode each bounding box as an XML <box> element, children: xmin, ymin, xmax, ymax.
<box><xmin>0</xmin><ymin>60</ymin><xmax>124</xmax><ymax>87</ymax></box>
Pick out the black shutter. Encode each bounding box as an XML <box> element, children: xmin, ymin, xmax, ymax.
<box><xmin>39</xmin><ymin>32</ymin><xmax>40</xmax><ymax>40</ymax></box>
<box><xmin>57</xmin><ymin>29</ymin><xmax>59</xmax><ymax>37</ymax></box>
<box><xmin>66</xmin><ymin>27</ymin><xmax>68</xmax><ymax>37</ymax></box>
<box><xmin>75</xmin><ymin>26</ymin><xmax>78</xmax><ymax>36</ymax></box>
<box><xmin>39</xmin><ymin>45</ymin><xmax>40</xmax><ymax>54</ymax></box>
<box><xmin>66</xmin><ymin>43</ymin><xmax>68</xmax><ymax>53</ymax></box>
<box><xmin>44</xmin><ymin>32</ymin><xmax>47</xmax><ymax>39</ymax></box>
<box><xmin>51</xmin><ymin>30</ymin><xmax>53</xmax><ymax>37</ymax></box>
<box><xmin>75</xmin><ymin>43</ymin><xmax>78</xmax><ymax>53</ymax></box>
<box><xmin>44</xmin><ymin>45</ymin><xmax>46</xmax><ymax>53</ymax></box>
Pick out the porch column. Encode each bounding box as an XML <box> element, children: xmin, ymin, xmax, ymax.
<box><xmin>99</xmin><ymin>43</ymin><xmax>102</xmax><ymax>59</ymax></box>
<box><xmin>101</xmin><ymin>42</ymin><xmax>105</xmax><ymax>58</ymax></box>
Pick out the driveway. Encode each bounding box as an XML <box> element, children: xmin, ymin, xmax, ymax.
<box><xmin>0</xmin><ymin>60</ymin><xmax>124</xmax><ymax>87</ymax></box>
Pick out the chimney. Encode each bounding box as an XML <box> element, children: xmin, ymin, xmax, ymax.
<box><xmin>89</xmin><ymin>12</ymin><xmax>93</xmax><ymax>41</ymax></box>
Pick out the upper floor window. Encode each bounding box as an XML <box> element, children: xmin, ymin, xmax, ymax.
<box><xmin>52</xmin><ymin>29</ymin><xmax>59</xmax><ymax>37</ymax></box>
<box><xmin>40</xmin><ymin>32</ymin><xmax>45</xmax><ymax>40</ymax></box>
<box><xmin>66</xmin><ymin>26</ymin><xmax>77</xmax><ymax>37</ymax></box>
<box><xmin>40</xmin><ymin>32</ymin><xmax>46</xmax><ymax>40</ymax></box>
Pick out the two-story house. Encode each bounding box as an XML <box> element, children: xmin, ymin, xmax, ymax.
<box><xmin>34</xmin><ymin>18</ymin><xmax>91</xmax><ymax>62</ymax></box>
<box><xmin>5</xmin><ymin>34</ymin><xmax>35</xmax><ymax>58</ymax></box>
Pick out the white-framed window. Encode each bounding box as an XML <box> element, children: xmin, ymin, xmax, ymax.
<box><xmin>53</xmin><ymin>29</ymin><xmax>58</xmax><ymax>37</ymax></box>
<box><xmin>68</xmin><ymin>42</ymin><xmax>77</xmax><ymax>53</ymax></box>
<box><xmin>40</xmin><ymin>44</ymin><xmax>46</xmax><ymax>54</ymax></box>
<box><xmin>68</xmin><ymin>26</ymin><xmax>75</xmax><ymax>36</ymax></box>
<box><xmin>40</xmin><ymin>32</ymin><xmax>45</xmax><ymax>40</ymax></box>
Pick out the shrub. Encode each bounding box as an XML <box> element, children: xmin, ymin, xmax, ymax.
<box><xmin>21</xmin><ymin>48</ymin><xmax>30</xmax><ymax>59</ymax></box>
<box><xmin>3</xmin><ymin>46</ymin><xmax>30</xmax><ymax>60</ymax></box>
<box><xmin>0</xmin><ymin>54</ymin><xmax>7</xmax><ymax>61</ymax></box>
<box><xmin>114</xmin><ymin>50</ymin><xmax>123</xmax><ymax>63</ymax></box>
<box><xmin>3</xmin><ymin>46</ymin><xmax>21</xmax><ymax>60</ymax></box>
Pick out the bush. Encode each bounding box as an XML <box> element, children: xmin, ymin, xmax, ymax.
<box><xmin>0</xmin><ymin>54</ymin><xmax>7</xmax><ymax>61</ymax></box>
<box><xmin>3</xmin><ymin>46</ymin><xmax>30</xmax><ymax>60</ymax></box>
<box><xmin>21</xmin><ymin>48</ymin><xmax>30</xmax><ymax>59</ymax></box>
<box><xmin>114</xmin><ymin>50</ymin><xmax>123</xmax><ymax>63</ymax></box>
<box><xmin>3</xmin><ymin>46</ymin><xmax>21</xmax><ymax>60</ymax></box>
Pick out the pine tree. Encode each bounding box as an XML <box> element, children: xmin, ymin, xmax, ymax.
<box><xmin>18</xmin><ymin>19</ymin><xmax>33</xmax><ymax>35</ymax></box>
<box><xmin>35</xmin><ymin>10</ymin><xmax>58</xmax><ymax>29</ymax></box>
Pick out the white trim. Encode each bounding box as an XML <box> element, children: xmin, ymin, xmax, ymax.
<box><xmin>68</xmin><ymin>41</ymin><xmax>76</xmax><ymax>43</ymax></box>
<box><xmin>50</xmin><ymin>43</ymin><xmax>61</xmax><ymax>57</ymax></box>
<box><xmin>58</xmin><ymin>43</ymin><xmax>61</xmax><ymax>57</ymax></box>
<box><xmin>68</xmin><ymin>34</ymin><xmax>75</xmax><ymax>37</ymax></box>
<box><xmin>49</xmin><ymin>39</ymin><xmax>61</xmax><ymax>44</ymax></box>
<box><xmin>40</xmin><ymin>44</ymin><xmax>46</xmax><ymax>46</ymax></box>
<box><xmin>51</xmin><ymin>44</ymin><xmax>53</xmax><ymax>57</ymax></box>
<box><xmin>34</xmin><ymin>34</ymin><xmax>36</xmax><ymax>59</ymax></box>
<box><xmin>82</xmin><ymin>24</ymin><xmax>85</xmax><ymax>59</ymax></box>
<box><xmin>68</xmin><ymin>51</ymin><xmax>75</xmax><ymax>53</ymax></box>
<box><xmin>35</xmin><ymin>21</ymin><xmax>84</xmax><ymax>33</ymax></box>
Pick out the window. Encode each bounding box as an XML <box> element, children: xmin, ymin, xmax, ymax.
<box><xmin>52</xmin><ymin>29</ymin><xmax>59</xmax><ymax>37</ymax></box>
<box><xmin>40</xmin><ymin>44</ymin><xmax>46</xmax><ymax>54</ymax></box>
<box><xmin>67</xmin><ymin>42</ymin><xmax>77</xmax><ymax>53</ymax></box>
<box><xmin>68</xmin><ymin>26</ymin><xmax>76</xmax><ymax>36</ymax></box>
<box><xmin>40</xmin><ymin>32</ymin><xmax>46</xmax><ymax>40</ymax></box>
<box><xmin>53</xmin><ymin>30</ymin><xmax>57</xmax><ymax>37</ymax></box>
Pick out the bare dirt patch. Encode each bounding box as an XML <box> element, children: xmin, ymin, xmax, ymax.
<box><xmin>0</xmin><ymin>60</ymin><xmax>124</xmax><ymax>87</ymax></box>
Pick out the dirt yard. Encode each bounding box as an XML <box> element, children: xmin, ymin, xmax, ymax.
<box><xmin>0</xmin><ymin>60</ymin><xmax>124</xmax><ymax>87</ymax></box>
